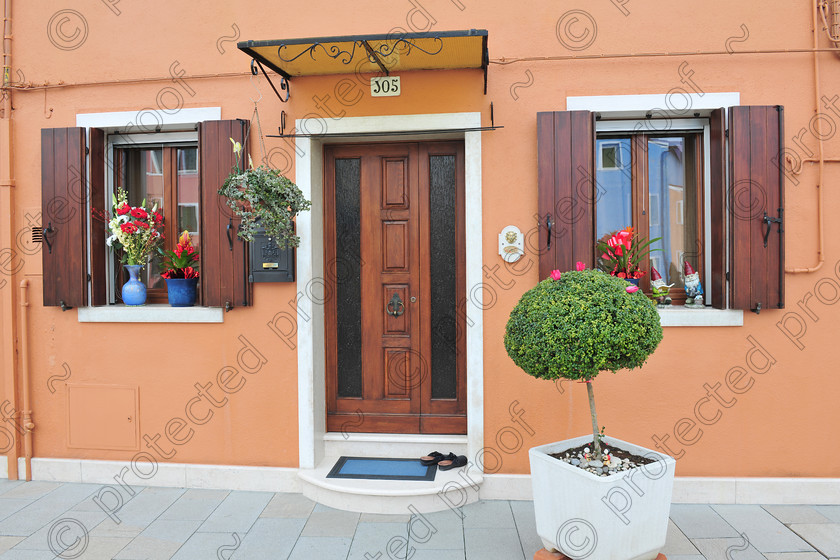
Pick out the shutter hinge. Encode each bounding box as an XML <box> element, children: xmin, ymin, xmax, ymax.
<box><xmin>87</xmin><ymin>273</ymin><xmax>91</xmax><ymax>282</ymax></box>
<box><xmin>59</xmin><ymin>300</ymin><xmax>72</xmax><ymax>312</ymax></box>
<box><xmin>725</xmin><ymin>129</ymin><xmax>729</xmax><ymax>138</ymax></box>
<box><xmin>753</xmin><ymin>302</ymin><xmax>762</xmax><ymax>314</ymax></box>
<box><xmin>248</xmin><ymin>274</ymin><xmax>254</xmax><ymax>283</ymax></box>
<box><xmin>725</xmin><ymin>271</ymin><xmax>730</xmax><ymax>281</ymax></box>
<box><xmin>225</xmin><ymin>301</ymin><xmax>233</xmax><ymax>312</ymax></box>
<box><xmin>85</xmin><ymin>147</ymin><xmax>89</xmax><ymax>155</ymax></box>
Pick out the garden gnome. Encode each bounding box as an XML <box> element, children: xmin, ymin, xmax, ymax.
<box><xmin>684</xmin><ymin>261</ymin><xmax>704</xmax><ymax>306</ymax></box>
<box><xmin>650</xmin><ymin>267</ymin><xmax>673</xmax><ymax>306</ymax></box>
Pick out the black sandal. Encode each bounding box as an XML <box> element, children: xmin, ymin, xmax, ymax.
<box><xmin>420</xmin><ymin>451</ymin><xmax>455</xmax><ymax>466</ymax></box>
<box><xmin>438</xmin><ymin>455</ymin><xmax>467</xmax><ymax>471</ymax></box>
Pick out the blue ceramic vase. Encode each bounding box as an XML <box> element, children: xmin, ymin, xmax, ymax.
<box><xmin>165</xmin><ymin>278</ymin><xmax>198</xmax><ymax>307</ymax></box>
<box><xmin>122</xmin><ymin>265</ymin><xmax>146</xmax><ymax>306</ymax></box>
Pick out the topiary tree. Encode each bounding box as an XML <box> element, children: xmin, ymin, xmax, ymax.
<box><xmin>504</xmin><ymin>268</ymin><xmax>663</xmax><ymax>460</ymax></box>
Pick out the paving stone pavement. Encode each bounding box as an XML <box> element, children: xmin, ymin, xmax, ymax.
<box><xmin>0</xmin><ymin>480</ymin><xmax>839</xmax><ymax>559</ymax></box>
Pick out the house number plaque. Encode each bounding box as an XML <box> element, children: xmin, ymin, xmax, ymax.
<box><xmin>370</xmin><ymin>76</ymin><xmax>401</xmax><ymax>97</ymax></box>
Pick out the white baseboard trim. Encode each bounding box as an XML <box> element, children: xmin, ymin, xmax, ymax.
<box><xmin>6</xmin><ymin>457</ymin><xmax>300</xmax><ymax>493</ymax></box>
<box><xmin>479</xmin><ymin>474</ymin><xmax>840</xmax><ymax>504</ymax></box>
<box><xmin>3</xmin><ymin>457</ymin><xmax>838</xmax><ymax>504</ymax></box>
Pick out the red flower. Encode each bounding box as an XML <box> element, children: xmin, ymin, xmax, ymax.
<box><xmin>135</xmin><ymin>221</ymin><xmax>149</xmax><ymax>229</ymax></box>
<box><xmin>617</xmin><ymin>272</ymin><xmax>627</xmax><ymax>279</ymax></box>
<box><xmin>183</xmin><ymin>266</ymin><xmax>199</xmax><ymax>279</ymax></box>
<box><xmin>117</xmin><ymin>203</ymin><xmax>131</xmax><ymax>216</ymax></box>
<box><xmin>130</xmin><ymin>207</ymin><xmax>148</xmax><ymax>219</ymax></box>
<box><xmin>550</xmin><ymin>269</ymin><xmax>562</xmax><ymax>281</ymax></box>
<box><xmin>153</xmin><ymin>212</ymin><xmax>164</xmax><ymax>225</ymax></box>
<box><xmin>120</xmin><ymin>222</ymin><xmax>138</xmax><ymax>234</ymax></box>
<box><xmin>575</xmin><ymin>261</ymin><xmax>585</xmax><ymax>271</ymax></box>
<box><xmin>625</xmin><ymin>285</ymin><xmax>639</xmax><ymax>294</ymax></box>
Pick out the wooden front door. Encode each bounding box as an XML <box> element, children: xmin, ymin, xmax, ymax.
<box><xmin>325</xmin><ymin>142</ymin><xmax>466</xmax><ymax>434</ymax></box>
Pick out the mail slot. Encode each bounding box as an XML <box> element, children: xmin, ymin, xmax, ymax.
<box><xmin>248</xmin><ymin>229</ymin><xmax>295</xmax><ymax>282</ymax></box>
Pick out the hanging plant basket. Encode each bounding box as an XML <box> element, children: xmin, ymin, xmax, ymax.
<box><xmin>218</xmin><ymin>165</ymin><xmax>311</xmax><ymax>249</ymax></box>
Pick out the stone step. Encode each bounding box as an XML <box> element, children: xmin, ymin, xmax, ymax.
<box><xmin>298</xmin><ymin>454</ymin><xmax>482</xmax><ymax>514</ymax></box>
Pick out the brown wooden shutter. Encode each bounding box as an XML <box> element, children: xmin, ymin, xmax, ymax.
<box><xmin>89</xmin><ymin>128</ymin><xmax>107</xmax><ymax>306</ymax></box>
<box><xmin>199</xmin><ymin>119</ymin><xmax>252</xmax><ymax>309</ymax></box>
<box><xmin>728</xmin><ymin>105</ymin><xmax>785</xmax><ymax>312</ymax></box>
<box><xmin>41</xmin><ymin>128</ymin><xmax>87</xmax><ymax>308</ymax></box>
<box><xmin>709</xmin><ymin>109</ymin><xmax>726</xmax><ymax>309</ymax></box>
<box><xmin>536</xmin><ymin>111</ymin><xmax>595</xmax><ymax>279</ymax></box>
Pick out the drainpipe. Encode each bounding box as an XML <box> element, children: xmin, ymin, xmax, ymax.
<box><xmin>787</xmin><ymin>0</ymin><xmax>828</xmax><ymax>273</ymax></box>
<box><xmin>19</xmin><ymin>279</ymin><xmax>32</xmax><ymax>481</ymax></box>
<box><xmin>0</xmin><ymin>0</ymin><xmax>19</xmax><ymax>480</ymax></box>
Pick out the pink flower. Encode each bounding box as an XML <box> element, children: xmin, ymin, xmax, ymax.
<box><xmin>550</xmin><ymin>270</ymin><xmax>562</xmax><ymax>281</ymax></box>
<box><xmin>626</xmin><ymin>285</ymin><xmax>639</xmax><ymax>293</ymax></box>
<box><xmin>575</xmin><ymin>261</ymin><xmax>585</xmax><ymax>271</ymax></box>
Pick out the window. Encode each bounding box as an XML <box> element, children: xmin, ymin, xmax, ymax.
<box><xmin>40</xmin><ymin>118</ymin><xmax>253</xmax><ymax>311</ymax></box>
<box><xmin>595</xmin><ymin>133</ymin><xmax>703</xmax><ymax>301</ymax></box>
<box><xmin>598</xmin><ymin>141</ymin><xmax>624</xmax><ymax>170</ymax></box>
<box><xmin>537</xmin><ymin>107</ymin><xmax>784</xmax><ymax>313</ymax></box>
<box><xmin>113</xmin><ymin>143</ymin><xmax>200</xmax><ymax>303</ymax></box>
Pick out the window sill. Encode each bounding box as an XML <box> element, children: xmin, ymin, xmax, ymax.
<box><xmin>657</xmin><ymin>307</ymin><xmax>743</xmax><ymax>327</ymax></box>
<box><xmin>77</xmin><ymin>305</ymin><xmax>224</xmax><ymax>323</ymax></box>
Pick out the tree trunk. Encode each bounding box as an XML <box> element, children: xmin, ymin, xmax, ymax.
<box><xmin>586</xmin><ymin>379</ymin><xmax>602</xmax><ymax>461</ymax></box>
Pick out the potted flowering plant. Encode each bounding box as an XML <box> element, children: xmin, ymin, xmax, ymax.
<box><xmin>218</xmin><ymin>139</ymin><xmax>311</xmax><ymax>249</ymax></box>
<box><xmin>106</xmin><ymin>188</ymin><xmax>163</xmax><ymax>306</ymax></box>
<box><xmin>596</xmin><ymin>226</ymin><xmax>660</xmax><ymax>282</ymax></box>
<box><xmin>160</xmin><ymin>230</ymin><xmax>200</xmax><ymax>307</ymax></box>
<box><xmin>504</xmin><ymin>264</ymin><xmax>672</xmax><ymax>560</ymax></box>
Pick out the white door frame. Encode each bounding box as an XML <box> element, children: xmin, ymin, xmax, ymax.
<box><xmin>294</xmin><ymin>112</ymin><xmax>484</xmax><ymax>469</ymax></box>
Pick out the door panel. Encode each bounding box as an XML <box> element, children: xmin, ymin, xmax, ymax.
<box><xmin>325</xmin><ymin>142</ymin><xmax>466</xmax><ymax>434</ymax></box>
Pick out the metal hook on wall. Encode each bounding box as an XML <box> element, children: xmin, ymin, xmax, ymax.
<box><xmin>43</xmin><ymin>88</ymin><xmax>53</xmax><ymax>119</ymax></box>
<box><xmin>249</xmin><ymin>60</ymin><xmax>263</xmax><ymax>104</ymax></box>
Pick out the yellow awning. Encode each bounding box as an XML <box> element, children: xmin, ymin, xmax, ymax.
<box><xmin>238</xmin><ymin>30</ymin><xmax>488</xmax><ymax>92</ymax></box>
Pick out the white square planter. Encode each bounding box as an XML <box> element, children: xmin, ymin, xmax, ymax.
<box><xmin>529</xmin><ymin>435</ymin><xmax>676</xmax><ymax>560</ymax></box>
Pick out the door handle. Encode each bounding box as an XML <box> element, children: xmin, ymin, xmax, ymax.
<box><xmin>387</xmin><ymin>293</ymin><xmax>405</xmax><ymax>317</ymax></box>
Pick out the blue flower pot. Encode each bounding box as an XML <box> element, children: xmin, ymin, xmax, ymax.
<box><xmin>122</xmin><ymin>265</ymin><xmax>146</xmax><ymax>306</ymax></box>
<box><xmin>626</xmin><ymin>278</ymin><xmax>640</xmax><ymax>286</ymax></box>
<box><xmin>165</xmin><ymin>278</ymin><xmax>198</xmax><ymax>307</ymax></box>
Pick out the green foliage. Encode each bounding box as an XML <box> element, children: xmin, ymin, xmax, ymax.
<box><xmin>218</xmin><ymin>166</ymin><xmax>311</xmax><ymax>249</ymax></box>
<box><xmin>504</xmin><ymin>270</ymin><xmax>663</xmax><ymax>382</ymax></box>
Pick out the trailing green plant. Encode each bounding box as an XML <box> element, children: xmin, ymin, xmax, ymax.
<box><xmin>218</xmin><ymin>139</ymin><xmax>311</xmax><ymax>249</ymax></box>
<box><xmin>504</xmin><ymin>267</ymin><xmax>663</xmax><ymax>460</ymax></box>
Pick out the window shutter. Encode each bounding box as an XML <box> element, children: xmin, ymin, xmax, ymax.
<box><xmin>709</xmin><ymin>109</ymin><xmax>726</xmax><ymax>309</ymax></box>
<box><xmin>41</xmin><ymin>128</ymin><xmax>88</xmax><ymax>308</ymax></box>
<box><xmin>199</xmin><ymin>119</ymin><xmax>252</xmax><ymax>309</ymax></box>
<box><xmin>536</xmin><ymin>111</ymin><xmax>595</xmax><ymax>280</ymax></box>
<box><xmin>728</xmin><ymin>105</ymin><xmax>785</xmax><ymax>312</ymax></box>
<box><xmin>89</xmin><ymin>128</ymin><xmax>107</xmax><ymax>306</ymax></box>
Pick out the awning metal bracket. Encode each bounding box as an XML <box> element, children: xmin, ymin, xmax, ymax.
<box><xmin>251</xmin><ymin>59</ymin><xmax>289</xmax><ymax>103</ymax></box>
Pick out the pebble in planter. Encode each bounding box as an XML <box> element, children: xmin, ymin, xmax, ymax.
<box><xmin>505</xmin><ymin>265</ymin><xmax>672</xmax><ymax>560</ymax></box>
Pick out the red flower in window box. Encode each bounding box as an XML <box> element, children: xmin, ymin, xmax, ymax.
<box><xmin>134</xmin><ymin>221</ymin><xmax>149</xmax><ymax>229</ymax></box>
<box><xmin>120</xmin><ymin>222</ymin><xmax>138</xmax><ymax>234</ymax></box>
<box><xmin>595</xmin><ymin>226</ymin><xmax>660</xmax><ymax>280</ymax></box>
<box><xmin>130</xmin><ymin>207</ymin><xmax>148</xmax><ymax>219</ymax></box>
<box><xmin>161</xmin><ymin>230</ymin><xmax>200</xmax><ymax>279</ymax></box>
<box><xmin>116</xmin><ymin>203</ymin><xmax>131</xmax><ymax>215</ymax></box>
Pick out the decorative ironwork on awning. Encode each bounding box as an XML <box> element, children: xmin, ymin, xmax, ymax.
<box><xmin>237</xmin><ymin>29</ymin><xmax>489</xmax><ymax>97</ymax></box>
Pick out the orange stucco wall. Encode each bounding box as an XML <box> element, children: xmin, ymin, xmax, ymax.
<box><xmin>2</xmin><ymin>0</ymin><xmax>839</xmax><ymax>478</ymax></box>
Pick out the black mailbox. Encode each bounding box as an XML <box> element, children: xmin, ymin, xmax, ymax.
<box><xmin>248</xmin><ymin>230</ymin><xmax>295</xmax><ymax>283</ymax></box>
